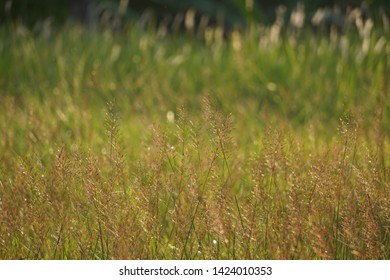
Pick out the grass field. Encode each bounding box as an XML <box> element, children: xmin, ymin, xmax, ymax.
<box><xmin>0</xmin><ymin>16</ymin><xmax>389</xmax><ymax>259</ymax></box>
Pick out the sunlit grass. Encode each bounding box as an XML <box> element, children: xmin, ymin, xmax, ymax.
<box><xmin>0</xmin><ymin>18</ymin><xmax>389</xmax><ymax>259</ymax></box>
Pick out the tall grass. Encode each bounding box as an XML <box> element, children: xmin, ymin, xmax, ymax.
<box><xmin>0</xmin><ymin>14</ymin><xmax>389</xmax><ymax>259</ymax></box>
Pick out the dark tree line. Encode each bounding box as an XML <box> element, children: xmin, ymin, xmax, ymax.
<box><xmin>0</xmin><ymin>0</ymin><xmax>388</xmax><ymax>27</ymax></box>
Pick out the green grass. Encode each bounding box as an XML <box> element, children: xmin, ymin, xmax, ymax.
<box><xmin>0</xmin><ymin>19</ymin><xmax>389</xmax><ymax>259</ymax></box>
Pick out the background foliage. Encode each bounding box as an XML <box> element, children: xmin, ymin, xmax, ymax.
<box><xmin>1</xmin><ymin>0</ymin><xmax>390</xmax><ymax>27</ymax></box>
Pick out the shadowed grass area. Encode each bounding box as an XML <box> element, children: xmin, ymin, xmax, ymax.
<box><xmin>0</xmin><ymin>20</ymin><xmax>389</xmax><ymax>259</ymax></box>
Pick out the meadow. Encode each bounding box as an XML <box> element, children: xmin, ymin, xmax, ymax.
<box><xmin>0</xmin><ymin>13</ymin><xmax>389</xmax><ymax>259</ymax></box>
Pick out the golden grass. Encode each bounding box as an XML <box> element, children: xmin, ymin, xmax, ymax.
<box><xmin>0</xmin><ymin>96</ymin><xmax>388</xmax><ymax>259</ymax></box>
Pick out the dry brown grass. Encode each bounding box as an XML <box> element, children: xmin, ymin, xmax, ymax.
<box><xmin>0</xmin><ymin>97</ymin><xmax>388</xmax><ymax>260</ymax></box>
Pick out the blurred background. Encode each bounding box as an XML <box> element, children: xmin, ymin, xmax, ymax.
<box><xmin>1</xmin><ymin>0</ymin><xmax>389</xmax><ymax>30</ymax></box>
